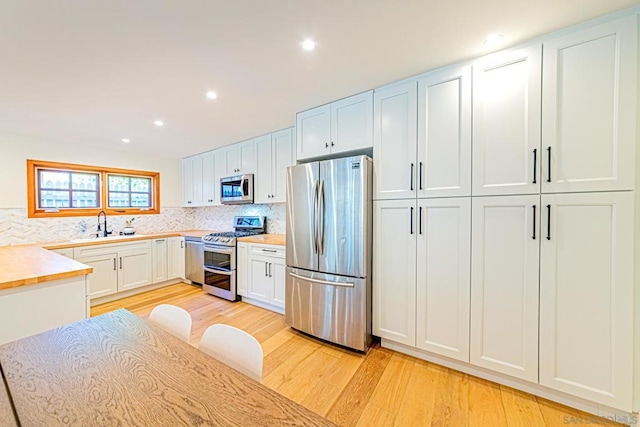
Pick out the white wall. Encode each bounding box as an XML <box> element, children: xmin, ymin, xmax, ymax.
<box><xmin>0</xmin><ymin>131</ymin><xmax>182</xmax><ymax>208</ymax></box>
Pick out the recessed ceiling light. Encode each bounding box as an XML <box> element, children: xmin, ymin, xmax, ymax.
<box><xmin>154</xmin><ymin>120</ymin><xmax>164</xmax><ymax>127</ymax></box>
<box><xmin>483</xmin><ymin>33</ymin><xmax>505</xmax><ymax>48</ymax></box>
<box><xmin>206</xmin><ymin>90</ymin><xmax>218</xmax><ymax>100</ymax></box>
<box><xmin>121</xmin><ymin>138</ymin><xmax>131</xmax><ymax>143</ymax></box>
<box><xmin>301</xmin><ymin>39</ymin><xmax>316</xmax><ymax>51</ymax></box>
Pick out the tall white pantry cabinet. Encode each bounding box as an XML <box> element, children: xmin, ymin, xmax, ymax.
<box><xmin>372</xmin><ymin>11</ymin><xmax>638</xmax><ymax>416</ymax></box>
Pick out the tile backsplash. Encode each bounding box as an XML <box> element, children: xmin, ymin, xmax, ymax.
<box><xmin>0</xmin><ymin>203</ymin><xmax>286</xmax><ymax>246</ymax></box>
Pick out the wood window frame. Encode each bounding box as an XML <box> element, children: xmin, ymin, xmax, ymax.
<box><xmin>27</xmin><ymin>160</ymin><xmax>161</xmax><ymax>218</ymax></box>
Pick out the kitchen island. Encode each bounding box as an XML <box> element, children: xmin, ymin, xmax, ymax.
<box><xmin>0</xmin><ymin>309</ymin><xmax>334</xmax><ymax>426</ymax></box>
<box><xmin>0</xmin><ymin>245</ymin><xmax>92</xmax><ymax>345</ymax></box>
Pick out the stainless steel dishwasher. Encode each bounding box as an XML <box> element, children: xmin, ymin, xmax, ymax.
<box><xmin>184</xmin><ymin>237</ymin><xmax>204</xmax><ymax>285</ymax></box>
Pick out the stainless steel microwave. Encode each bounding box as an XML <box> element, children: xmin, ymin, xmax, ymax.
<box><xmin>220</xmin><ymin>174</ymin><xmax>254</xmax><ymax>205</ymax></box>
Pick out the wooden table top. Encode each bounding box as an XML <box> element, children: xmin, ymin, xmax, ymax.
<box><xmin>0</xmin><ymin>245</ymin><xmax>92</xmax><ymax>291</ymax></box>
<box><xmin>0</xmin><ymin>309</ymin><xmax>334</xmax><ymax>427</ymax></box>
<box><xmin>0</xmin><ymin>369</ymin><xmax>18</xmax><ymax>427</ymax></box>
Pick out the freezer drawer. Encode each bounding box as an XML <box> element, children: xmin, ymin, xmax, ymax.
<box><xmin>285</xmin><ymin>267</ymin><xmax>371</xmax><ymax>352</ymax></box>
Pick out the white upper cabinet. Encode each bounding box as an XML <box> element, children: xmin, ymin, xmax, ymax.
<box><xmin>373</xmin><ymin>81</ymin><xmax>418</xmax><ymax>200</ymax></box>
<box><xmin>296</xmin><ymin>91</ymin><xmax>373</xmax><ymax>161</ymax></box>
<box><xmin>254</xmin><ymin>128</ymin><xmax>294</xmax><ymax>204</ymax></box>
<box><xmin>330</xmin><ymin>91</ymin><xmax>373</xmax><ymax>154</ymax></box>
<box><xmin>213</xmin><ymin>149</ymin><xmax>228</xmax><ymax>205</ymax></box>
<box><xmin>417</xmin><ymin>65</ymin><xmax>472</xmax><ymax>198</ymax></box>
<box><xmin>296</xmin><ymin>104</ymin><xmax>330</xmax><ymax>161</ymax></box>
<box><xmin>182</xmin><ymin>152</ymin><xmax>214</xmax><ymax>206</ymax></box>
<box><xmin>472</xmin><ymin>45</ymin><xmax>542</xmax><ymax>196</ymax></box>
<box><xmin>226</xmin><ymin>139</ymin><xmax>256</xmax><ymax>175</ymax></box>
<box><xmin>373</xmin><ymin>199</ymin><xmax>417</xmax><ymax>346</ymax></box>
<box><xmin>542</xmin><ymin>16</ymin><xmax>637</xmax><ymax>193</ymax></box>
<box><xmin>416</xmin><ymin>197</ymin><xmax>470</xmax><ymax>362</ymax></box>
<box><xmin>470</xmin><ymin>195</ymin><xmax>540</xmax><ymax>382</ymax></box>
<box><xmin>539</xmin><ymin>192</ymin><xmax>634</xmax><ymax>410</ymax></box>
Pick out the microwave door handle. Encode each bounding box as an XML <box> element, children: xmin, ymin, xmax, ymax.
<box><xmin>242</xmin><ymin>177</ymin><xmax>248</xmax><ymax>196</ymax></box>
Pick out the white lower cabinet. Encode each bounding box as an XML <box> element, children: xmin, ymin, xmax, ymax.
<box><xmin>75</xmin><ymin>240</ymin><xmax>153</xmax><ymax>299</ymax></box>
<box><xmin>237</xmin><ymin>242</ymin><xmax>285</xmax><ymax>312</ymax></box>
<box><xmin>416</xmin><ymin>198</ymin><xmax>471</xmax><ymax>361</ymax></box>
<box><xmin>470</xmin><ymin>195</ymin><xmax>540</xmax><ymax>382</ymax></box>
<box><xmin>374</xmin><ymin>198</ymin><xmax>471</xmax><ymax>358</ymax></box>
<box><xmin>152</xmin><ymin>238</ymin><xmax>168</xmax><ymax>284</ymax></box>
<box><xmin>167</xmin><ymin>237</ymin><xmax>186</xmax><ymax>280</ymax></box>
<box><xmin>539</xmin><ymin>192</ymin><xmax>634</xmax><ymax>411</ymax></box>
<box><xmin>373</xmin><ymin>199</ymin><xmax>417</xmax><ymax>346</ymax></box>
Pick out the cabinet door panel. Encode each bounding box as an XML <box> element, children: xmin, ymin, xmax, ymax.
<box><xmin>167</xmin><ymin>237</ymin><xmax>185</xmax><ymax>280</ymax></box>
<box><xmin>248</xmin><ymin>256</ymin><xmax>271</xmax><ymax>302</ymax></box>
<box><xmin>237</xmin><ymin>243</ymin><xmax>248</xmax><ymax>297</ymax></box>
<box><xmin>373</xmin><ymin>82</ymin><xmax>418</xmax><ymax>200</ymax></box>
<box><xmin>118</xmin><ymin>248</ymin><xmax>153</xmax><ymax>292</ymax></box>
<box><xmin>540</xmin><ymin>192</ymin><xmax>633</xmax><ymax>410</ymax></box>
<box><xmin>271</xmin><ymin>259</ymin><xmax>286</xmax><ymax>308</ymax></box>
<box><xmin>472</xmin><ymin>45</ymin><xmax>542</xmax><ymax>196</ymax></box>
<box><xmin>272</xmin><ymin>128</ymin><xmax>294</xmax><ymax>203</ymax></box>
<box><xmin>417</xmin><ymin>66</ymin><xmax>471</xmax><ymax>198</ymax></box>
<box><xmin>330</xmin><ymin>91</ymin><xmax>373</xmax><ymax>154</ymax></box>
<box><xmin>213</xmin><ymin>150</ymin><xmax>227</xmax><ymax>205</ymax></box>
<box><xmin>416</xmin><ymin>198</ymin><xmax>471</xmax><ymax>361</ymax></box>
<box><xmin>373</xmin><ymin>200</ymin><xmax>416</xmax><ymax>346</ymax></box>
<box><xmin>182</xmin><ymin>157</ymin><xmax>194</xmax><ymax>206</ymax></box>
<box><xmin>201</xmin><ymin>152</ymin><xmax>215</xmax><ymax>205</ymax></box>
<box><xmin>226</xmin><ymin>147</ymin><xmax>239</xmax><ymax>174</ymax></box>
<box><xmin>297</xmin><ymin>105</ymin><xmax>331</xmax><ymax>161</ymax></box>
<box><xmin>254</xmin><ymin>136</ymin><xmax>273</xmax><ymax>204</ymax></box>
<box><xmin>542</xmin><ymin>17</ymin><xmax>636</xmax><ymax>193</ymax></box>
<box><xmin>470</xmin><ymin>195</ymin><xmax>539</xmax><ymax>382</ymax></box>
<box><xmin>191</xmin><ymin>155</ymin><xmax>204</xmax><ymax>206</ymax></box>
<box><xmin>79</xmin><ymin>254</ymin><xmax>118</xmax><ymax>299</ymax></box>
<box><xmin>238</xmin><ymin>139</ymin><xmax>256</xmax><ymax>175</ymax></box>
<box><xmin>152</xmin><ymin>239</ymin><xmax>168</xmax><ymax>284</ymax></box>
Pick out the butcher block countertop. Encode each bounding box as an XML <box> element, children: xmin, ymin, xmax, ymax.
<box><xmin>0</xmin><ymin>309</ymin><xmax>334</xmax><ymax>427</ymax></box>
<box><xmin>0</xmin><ymin>245</ymin><xmax>92</xmax><ymax>291</ymax></box>
<box><xmin>1</xmin><ymin>230</ymin><xmax>216</xmax><ymax>291</ymax></box>
<box><xmin>238</xmin><ymin>234</ymin><xmax>286</xmax><ymax>246</ymax></box>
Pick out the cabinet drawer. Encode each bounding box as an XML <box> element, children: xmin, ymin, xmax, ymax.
<box><xmin>249</xmin><ymin>244</ymin><xmax>285</xmax><ymax>258</ymax></box>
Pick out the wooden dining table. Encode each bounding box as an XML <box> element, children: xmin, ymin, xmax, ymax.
<box><xmin>0</xmin><ymin>309</ymin><xmax>335</xmax><ymax>426</ymax></box>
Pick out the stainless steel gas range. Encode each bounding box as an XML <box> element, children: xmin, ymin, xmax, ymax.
<box><xmin>201</xmin><ymin>216</ymin><xmax>266</xmax><ymax>301</ymax></box>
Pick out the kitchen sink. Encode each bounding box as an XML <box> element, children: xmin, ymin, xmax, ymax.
<box><xmin>70</xmin><ymin>234</ymin><xmax>147</xmax><ymax>243</ymax></box>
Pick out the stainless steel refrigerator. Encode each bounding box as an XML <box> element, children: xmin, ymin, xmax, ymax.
<box><xmin>285</xmin><ymin>155</ymin><xmax>372</xmax><ymax>352</ymax></box>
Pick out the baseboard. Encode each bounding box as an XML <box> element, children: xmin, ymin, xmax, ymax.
<box><xmin>382</xmin><ymin>339</ymin><xmax>638</xmax><ymax>426</ymax></box>
<box><xmin>90</xmin><ymin>279</ymin><xmax>184</xmax><ymax>306</ymax></box>
<box><xmin>240</xmin><ymin>296</ymin><xmax>284</xmax><ymax>315</ymax></box>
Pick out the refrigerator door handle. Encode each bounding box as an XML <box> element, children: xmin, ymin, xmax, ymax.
<box><xmin>313</xmin><ymin>180</ymin><xmax>319</xmax><ymax>254</ymax></box>
<box><xmin>289</xmin><ymin>272</ymin><xmax>354</xmax><ymax>288</ymax></box>
<box><xmin>318</xmin><ymin>180</ymin><xmax>325</xmax><ymax>255</ymax></box>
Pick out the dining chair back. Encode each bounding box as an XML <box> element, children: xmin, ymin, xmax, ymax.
<box><xmin>199</xmin><ymin>324</ymin><xmax>263</xmax><ymax>382</ymax></box>
<box><xmin>148</xmin><ymin>304</ymin><xmax>192</xmax><ymax>343</ymax></box>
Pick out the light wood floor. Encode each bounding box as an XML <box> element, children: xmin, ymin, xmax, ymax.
<box><xmin>92</xmin><ymin>283</ymin><xmax>623</xmax><ymax>427</ymax></box>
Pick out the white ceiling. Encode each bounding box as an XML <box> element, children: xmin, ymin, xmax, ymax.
<box><xmin>0</xmin><ymin>1</ymin><xmax>638</xmax><ymax>159</ymax></box>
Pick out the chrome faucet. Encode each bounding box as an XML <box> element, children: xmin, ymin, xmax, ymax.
<box><xmin>97</xmin><ymin>210</ymin><xmax>111</xmax><ymax>238</ymax></box>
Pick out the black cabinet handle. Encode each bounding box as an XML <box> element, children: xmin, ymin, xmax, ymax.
<box><xmin>113</xmin><ymin>258</ymin><xmax>117</xmax><ymax>271</ymax></box>
<box><xmin>119</xmin><ymin>257</ymin><xmax>123</xmax><ymax>269</ymax></box>
<box><xmin>532</xmin><ymin>205</ymin><xmax>536</xmax><ymax>240</ymax></box>
<box><xmin>546</xmin><ymin>147</ymin><xmax>552</xmax><ymax>183</ymax></box>
<box><xmin>331</xmin><ymin>141</ymin><xmax>335</xmax><ymax>147</ymax></box>
<box><xmin>410</xmin><ymin>207</ymin><xmax>414</xmax><ymax>234</ymax></box>
<box><xmin>265</xmin><ymin>262</ymin><xmax>268</xmax><ymax>277</ymax></box>
<box><xmin>419</xmin><ymin>206</ymin><xmax>423</xmax><ymax>235</ymax></box>
<box><xmin>268</xmin><ymin>263</ymin><xmax>272</xmax><ymax>277</ymax></box>
<box><xmin>419</xmin><ymin>162</ymin><xmax>423</xmax><ymax>190</ymax></box>
<box><xmin>410</xmin><ymin>163</ymin><xmax>414</xmax><ymax>191</ymax></box>
<box><xmin>325</xmin><ymin>142</ymin><xmax>329</xmax><ymax>148</ymax></box>
<box><xmin>532</xmin><ymin>149</ymin><xmax>537</xmax><ymax>184</ymax></box>
<box><xmin>546</xmin><ymin>204</ymin><xmax>551</xmax><ymax>240</ymax></box>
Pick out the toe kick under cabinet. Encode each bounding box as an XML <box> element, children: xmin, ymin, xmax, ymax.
<box><xmin>237</xmin><ymin>242</ymin><xmax>285</xmax><ymax>314</ymax></box>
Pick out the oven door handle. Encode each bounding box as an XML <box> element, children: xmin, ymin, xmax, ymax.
<box><xmin>203</xmin><ymin>246</ymin><xmax>235</xmax><ymax>255</ymax></box>
<box><xmin>204</xmin><ymin>267</ymin><xmax>233</xmax><ymax>276</ymax></box>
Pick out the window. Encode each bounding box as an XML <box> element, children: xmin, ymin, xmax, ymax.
<box><xmin>27</xmin><ymin>160</ymin><xmax>160</xmax><ymax>218</ymax></box>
